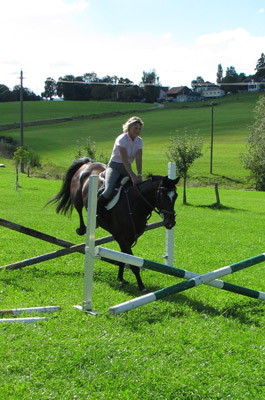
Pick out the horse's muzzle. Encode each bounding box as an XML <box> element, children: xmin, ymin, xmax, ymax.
<box><xmin>161</xmin><ymin>213</ymin><xmax>176</xmax><ymax>229</ymax></box>
<box><xmin>164</xmin><ymin>219</ymin><xmax>176</xmax><ymax>229</ymax></box>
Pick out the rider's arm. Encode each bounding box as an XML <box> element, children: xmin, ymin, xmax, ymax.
<box><xmin>118</xmin><ymin>146</ymin><xmax>140</xmax><ymax>184</ymax></box>
<box><xmin>135</xmin><ymin>149</ymin><xmax>142</xmax><ymax>176</ymax></box>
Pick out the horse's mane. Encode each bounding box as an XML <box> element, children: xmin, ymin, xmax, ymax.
<box><xmin>145</xmin><ymin>173</ymin><xmax>163</xmax><ymax>181</ymax></box>
<box><xmin>74</xmin><ymin>156</ymin><xmax>93</xmax><ymax>165</ymax></box>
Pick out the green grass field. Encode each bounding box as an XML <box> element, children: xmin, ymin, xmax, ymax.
<box><xmin>0</xmin><ymin>100</ymin><xmax>152</xmax><ymax>124</ymax></box>
<box><xmin>0</xmin><ymin>92</ymin><xmax>261</xmax><ymax>188</ymax></box>
<box><xmin>0</xmin><ymin>94</ymin><xmax>265</xmax><ymax>399</ymax></box>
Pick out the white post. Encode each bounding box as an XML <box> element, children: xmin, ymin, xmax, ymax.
<box><xmin>164</xmin><ymin>162</ymin><xmax>176</xmax><ymax>266</ymax></box>
<box><xmin>82</xmin><ymin>174</ymin><xmax>98</xmax><ymax>312</ymax></box>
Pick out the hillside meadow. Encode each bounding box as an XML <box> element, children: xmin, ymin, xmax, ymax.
<box><xmin>0</xmin><ymin>94</ymin><xmax>265</xmax><ymax>399</ymax></box>
<box><xmin>0</xmin><ymin>92</ymin><xmax>262</xmax><ymax>187</ymax></box>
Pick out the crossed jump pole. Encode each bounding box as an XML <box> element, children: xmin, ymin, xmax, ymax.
<box><xmin>0</xmin><ymin>218</ymin><xmax>163</xmax><ymax>272</ymax></box>
<box><xmin>79</xmin><ymin>165</ymin><xmax>265</xmax><ymax>314</ymax></box>
<box><xmin>95</xmin><ymin>247</ymin><xmax>265</xmax><ymax>314</ymax></box>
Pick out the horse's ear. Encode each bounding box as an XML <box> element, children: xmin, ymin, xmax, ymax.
<box><xmin>164</xmin><ymin>176</ymin><xmax>180</xmax><ymax>185</ymax></box>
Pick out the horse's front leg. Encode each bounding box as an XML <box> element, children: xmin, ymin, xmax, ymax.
<box><xmin>118</xmin><ymin>242</ymin><xmax>146</xmax><ymax>292</ymax></box>
<box><xmin>117</xmin><ymin>264</ymin><xmax>127</xmax><ymax>285</ymax></box>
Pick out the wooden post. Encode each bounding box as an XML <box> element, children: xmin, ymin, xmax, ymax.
<box><xmin>20</xmin><ymin>69</ymin><xmax>24</xmax><ymax>173</ymax></box>
<box><xmin>215</xmin><ymin>183</ymin><xmax>220</xmax><ymax>205</ymax></box>
<box><xmin>210</xmin><ymin>102</ymin><xmax>214</xmax><ymax>174</ymax></box>
<box><xmin>164</xmin><ymin>162</ymin><xmax>176</xmax><ymax>266</ymax></box>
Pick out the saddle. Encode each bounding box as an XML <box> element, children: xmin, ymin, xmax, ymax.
<box><xmin>98</xmin><ymin>171</ymin><xmax>131</xmax><ymax>210</ymax></box>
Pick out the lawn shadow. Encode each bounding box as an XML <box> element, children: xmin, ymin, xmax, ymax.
<box><xmin>110</xmin><ymin>278</ymin><xmax>262</xmax><ymax>327</ymax></box>
<box><xmin>184</xmin><ymin>202</ymin><xmax>245</xmax><ymax>212</ymax></box>
<box><xmin>0</xmin><ymin>276</ymin><xmax>34</xmax><ymax>292</ymax></box>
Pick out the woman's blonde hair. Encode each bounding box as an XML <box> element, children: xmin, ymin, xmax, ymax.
<box><xmin>122</xmin><ymin>116</ymin><xmax>144</xmax><ymax>133</ymax></box>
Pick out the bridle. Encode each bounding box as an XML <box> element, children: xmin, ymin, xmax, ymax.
<box><xmin>135</xmin><ymin>182</ymin><xmax>176</xmax><ymax>217</ymax></box>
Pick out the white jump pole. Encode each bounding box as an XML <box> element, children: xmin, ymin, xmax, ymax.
<box><xmin>73</xmin><ymin>174</ymin><xmax>98</xmax><ymax>313</ymax></box>
<box><xmin>0</xmin><ymin>306</ymin><xmax>60</xmax><ymax>316</ymax></box>
<box><xmin>0</xmin><ymin>317</ymin><xmax>48</xmax><ymax>324</ymax></box>
<box><xmin>164</xmin><ymin>162</ymin><xmax>176</xmax><ymax>266</ymax></box>
<box><xmin>0</xmin><ymin>306</ymin><xmax>60</xmax><ymax>323</ymax></box>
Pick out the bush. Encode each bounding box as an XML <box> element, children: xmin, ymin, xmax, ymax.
<box><xmin>241</xmin><ymin>95</ymin><xmax>265</xmax><ymax>190</ymax></box>
<box><xmin>0</xmin><ymin>136</ymin><xmax>18</xmax><ymax>158</ymax></box>
<box><xmin>74</xmin><ymin>137</ymin><xmax>108</xmax><ymax>164</ymax></box>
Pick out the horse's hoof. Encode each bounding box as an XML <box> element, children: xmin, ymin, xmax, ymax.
<box><xmin>140</xmin><ymin>287</ymin><xmax>147</xmax><ymax>293</ymax></box>
<box><xmin>76</xmin><ymin>228</ymin><xmax>86</xmax><ymax>236</ymax></box>
<box><xmin>119</xmin><ymin>279</ymin><xmax>129</xmax><ymax>286</ymax></box>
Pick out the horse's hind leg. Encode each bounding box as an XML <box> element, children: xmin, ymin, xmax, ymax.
<box><xmin>76</xmin><ymin>207</ymin><xmax>86</xmax><ymax>236</ymax></box>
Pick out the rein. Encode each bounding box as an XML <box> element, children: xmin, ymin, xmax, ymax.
<box><xmin>124</xmin><ymin>180</ymin><xmax>175</xmax><ymax>247</ymax></box>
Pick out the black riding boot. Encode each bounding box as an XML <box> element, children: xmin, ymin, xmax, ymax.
<box><xmin>97</xmin><ymin>195</ymin><xmax>108</xmax><ymax>217</ymax></box>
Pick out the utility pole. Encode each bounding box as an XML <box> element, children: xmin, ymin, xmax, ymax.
<box><xmin>20</xmin><ymin>69</ymin><xmax>24</xmax><ymax>172</ymax></box>
<box><xmin>210</xmin><ymin>102</ymin><xmax>214</xmax><ymax>174</ymax></box>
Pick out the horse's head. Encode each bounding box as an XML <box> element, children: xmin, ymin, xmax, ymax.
<box><xmin>156</xmin><ymin>176</ymin><xmax>180</xmax><ymax>229</ymax></box>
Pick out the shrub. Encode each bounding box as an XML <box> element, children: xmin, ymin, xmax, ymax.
<box><xmin>241</xmin><ymin>95</ymin><xmax>265</xmax><ymax>190</ymax></box>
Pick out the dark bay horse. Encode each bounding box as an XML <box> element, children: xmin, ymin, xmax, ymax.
<box><xmin>49</xmin><ymin>157</ymin><xmax>179</xmax><ymax>291</ymax></box>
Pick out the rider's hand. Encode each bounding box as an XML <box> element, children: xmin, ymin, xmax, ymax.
<box><xmin>131</xmin><ymin>174</ymin><xmax>142</xmax><ymax>185</ymax></box>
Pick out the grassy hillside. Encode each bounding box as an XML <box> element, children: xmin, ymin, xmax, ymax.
<box><xmin>0</xmin><ymin>92</ymin><xmax>263</xmax><ymax>188</ymax></box>
<box><xmin>0</xmin><ymin>100</ymin><xmax>152</xmax><ymax>124</ymax></box>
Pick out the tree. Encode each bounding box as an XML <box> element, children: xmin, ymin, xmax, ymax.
<box><xmin>255</xmin><ymin>53</ymin><xmax>265</xmax><ymax>81</ymax></box>
<box><xmin>0</xmin><ymin>84</ymin><xmax>12</xmax><ymax>102</ymax></box>
<box><xmin>141</xmin><ymin>69</ymin><xmax>160</xmax><ymax>85</ymax></box>
<box><xmin>13</xmin><ymin>147</ymin><xmax>30</xmax><ymax>188</ymax></box>
<box><xmin>143</xmin><ymin>84</ymin><xmax>160</xmax><ymax>103</ymax></box>
<box><xmin>42</xmin><ymin>77</ymin><xmax>57</xmax><ymax>99</ymax></box>
<box><xmin>166</xmin><ymin>131</ymin><xmax>203</xmax><ymax>205</ymax></box>
<box><xmin>118</xmin><ymin>77</ymin><xmax>133</xmax><ymax>85</ymax></box>
<box><xmin>57</xmin><ymin>75</ymin><xmax>76</xmax><ymax>100</ymax></box>
<box><xmin>216</xmin><ymin>64</ymin><xmax>223</xmax><ymax>84</ymax></box>
<box><xmin>12</xmin><ymin>86</ymin><xmax>41</xmax><ymax>101</ymax></box>
<box><xmin>220</xmin><ymin>66</ymin><xmax>246</xmax><ymax>93</ymax></box>
<box><xmin>83</xmin><ymin>72</ymin><xmax>99</xmax><ymax>83</ymax></box>
<box><xmin>191</xmin><ymin>76</ymin><xmax>204</xmax><ymax>89</ymax></box>
<box><xmin>241</xmin><ymin>95</ymin><xmax>265</xmax><ymax>191</ymax></box>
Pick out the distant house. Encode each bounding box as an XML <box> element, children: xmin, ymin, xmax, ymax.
<box><xmin>175</xmin><ymin>92</ymin><xmax>202</xmax><ymax>102</ymax></box>
<box><xmin>157</xmin><ymin>87</ymin><xmax>169</xmax><ymax>102</ymax></box>
<box><xmin>247</xmin><ymin>79</ymin><xmax>260</xmax><ymax>92</ymax></box>
<box><xmin>166</xmin><ymin>86</ymin><xmax>191</xmax><ymax>101</ymax></box>
<box><xmin>200</xmin><ymin>87</ymin><xmax>225</xmax><ymax>99</ymax></box>
<box><xmin>194</xmin><ymin>83</ymin><xmax>224</xmax><ymax>99</ymax></box>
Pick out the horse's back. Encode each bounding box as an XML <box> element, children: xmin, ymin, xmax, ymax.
<box><xmin>79</xmin><ymin>162</ymin><xmax>106</xmax><ymax>208</ymax></box>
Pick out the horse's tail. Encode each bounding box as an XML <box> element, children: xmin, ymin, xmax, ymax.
<box><xmin>46</xmin><ymin>157</ymin><xmax>92</xmax><ymax>215</ymax></box>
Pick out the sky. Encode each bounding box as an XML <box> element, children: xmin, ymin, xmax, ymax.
<box><xmin>1</xmin><ymin>0</ymin><xmax>265</xmax><ymax>95</ymax></box>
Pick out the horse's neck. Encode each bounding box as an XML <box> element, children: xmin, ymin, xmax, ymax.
<box><xmin>134</xmin><ymin>180</ymin><xmax>159</xmax><ymax>210</ymax></box>
<box><xmin>140</xmin><ymin>179</ymin><xmax>159</xmax><ymax>196</ymax></box>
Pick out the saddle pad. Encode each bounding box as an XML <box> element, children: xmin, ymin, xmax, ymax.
<box><xmin>106</xmin><ymin>176</ymin><xmax>130</xmax><ymax>210</ymax></box>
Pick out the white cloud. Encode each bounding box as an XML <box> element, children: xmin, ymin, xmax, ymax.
<box><xmin>161</xmin><ymin>32</ymin><xmax>173</xmax><ymax>40</ymax></box>
<box><xmin>1</xmin><ymin>1</ymin><xmax>264</xmax><ymax>95</ymax></box>
<box><xmin>259</xmin><ymin>8</ymin><xmax>264</xmax><ymax>13</ymax></box>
